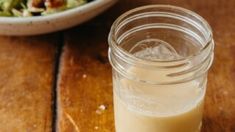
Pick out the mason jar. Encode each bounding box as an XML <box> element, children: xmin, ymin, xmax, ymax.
<box><xmin>108</xmin><ymin>5</ymin><xmax>214</xmax><ymax>132</ymax></box>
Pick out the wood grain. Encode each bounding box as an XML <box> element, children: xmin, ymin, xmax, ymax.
<box><xmin>0</xmin><ymin>36</ymin><xmax>58</xmax><ymax>132</ymax></box>
<box><xmin>58</xmin><ymin>0</ymin><xmax>235</xmax><ymax>131</ymax></box>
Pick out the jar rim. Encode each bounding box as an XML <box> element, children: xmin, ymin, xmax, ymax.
<box><xmin>109</xmin><ymin>5</ymin><xmax>213</xmax><ymax>64</ymax></box>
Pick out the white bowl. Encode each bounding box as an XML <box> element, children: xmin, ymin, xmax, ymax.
<box><xmin>0</xmin><ymin>0</ymin><xmax>117</xmax><ymax>36</ymax></box>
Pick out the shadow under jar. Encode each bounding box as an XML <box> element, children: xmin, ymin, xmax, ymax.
<box><xmin>108</xmin><ymin>5</ymin><xmax>214</xmax><ymax>132</ymax></box>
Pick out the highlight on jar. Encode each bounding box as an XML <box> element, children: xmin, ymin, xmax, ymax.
<box><xmin>108</xmin><ymin>5</ymin><xmax>214</xmax><ymax>132</ymax></box>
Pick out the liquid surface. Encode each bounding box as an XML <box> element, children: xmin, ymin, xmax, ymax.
<box><xmin>131</xmin><ymin>39</ymin><xmax>182</xmax><ymax>60</ymax></box>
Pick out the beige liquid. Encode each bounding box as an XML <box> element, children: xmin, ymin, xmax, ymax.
<box><xmin>114</xmin><ymin>67</ymin><xmax>205</xmax><ymax>132</ymax></box>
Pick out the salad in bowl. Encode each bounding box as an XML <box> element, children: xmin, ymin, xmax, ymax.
<box><xmin>0</xmin><ymin>0</ymin><xmax>88</xmax><ymax>17</ymax></box>
<box><xmin>0</xmin><ymin>0</ymin><xmax>116</xmax><ymax>35</ymax></box>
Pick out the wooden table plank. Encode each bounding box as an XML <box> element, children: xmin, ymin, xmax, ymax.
<box><xmin>57</xmin><ymin>26</ymin><xmax>113</xmax><ymax>132</ymax></box>
<box><xmin>0</xmin><ymin>35</ymin><xmax>59</xmax><ymax>132</ymax></box>
<box><xmin>201</xmin><ymin>2</ymin><xmax>235</xmax><ymax>131</ymax></box>
<box><xmin>58</xmin><ymin>0</ymin><xmax>235</xmax><ymax>131</ymax></box>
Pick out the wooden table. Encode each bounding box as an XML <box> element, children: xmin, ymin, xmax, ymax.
<box><xmin>0</xmin><ymin>0</ymin><xmax>234</xmax><ymax>132</ymax></box>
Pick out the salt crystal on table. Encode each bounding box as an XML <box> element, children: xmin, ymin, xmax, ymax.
<box><xmin>99</xmin><ymin>105</ymin><xmax>106</xmax><ymax>110</ymax></box>
<box><xmin>96</xmin><ymin>104</ymin><xmax>107</xmax><ymax>114</ymax></box>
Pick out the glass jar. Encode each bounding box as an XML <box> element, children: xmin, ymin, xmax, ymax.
<box><xmin>108</xmin><ymin>5</ymin><xmax>214</xmax><ymax>132</ymax></box>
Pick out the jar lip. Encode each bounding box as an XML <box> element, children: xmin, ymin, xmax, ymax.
<box><xmin>109</xmin><ymin>4</ymin><xmax>213</xmax><ymax>64</ymax></box>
